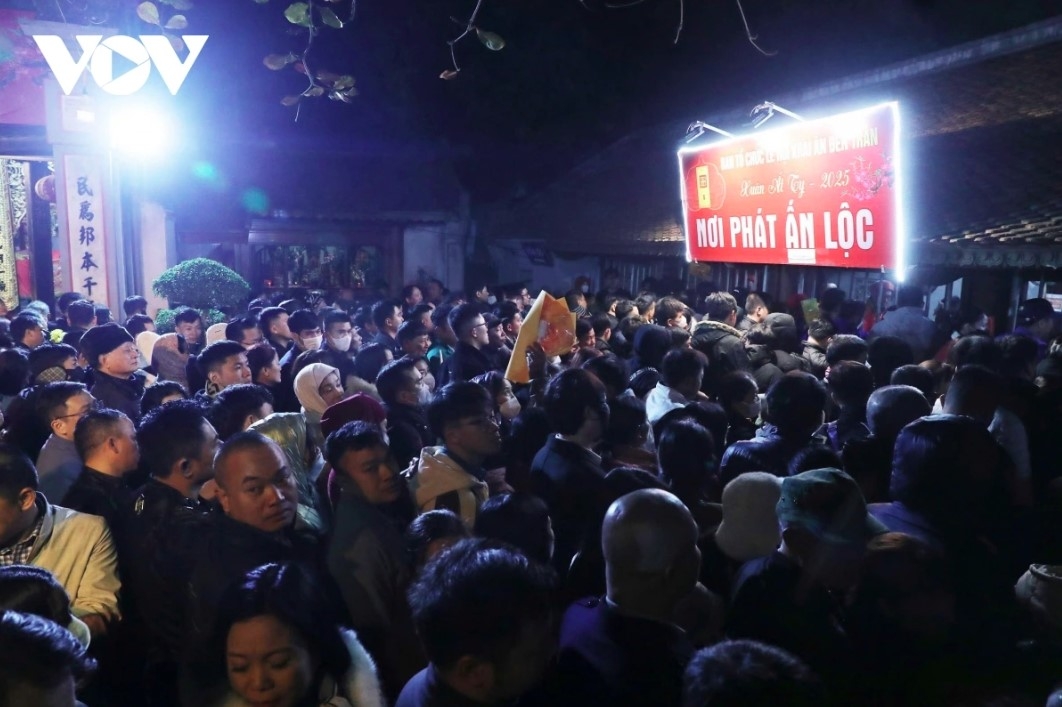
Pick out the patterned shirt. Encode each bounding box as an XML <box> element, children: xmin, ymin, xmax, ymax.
<box><xmin>0</xmin><ymin>511</ymin><xmax>45</xmax><ymax>566</ymax></box>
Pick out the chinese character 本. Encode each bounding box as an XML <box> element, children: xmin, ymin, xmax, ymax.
<box><xmin>79</xmin><ymin>226</ymin><xmax>96</xmax><ymax>246</ymax></box>
<box><xmin>80</xmin><ymin>252</ymin><xmax>99</xmax><ymax>272</ymax></box>
<box><xmin>78</xmin><ymin>200</ymin><xmax>94</xmax><ymax>222</ymax></box>
<box><xmin>76</xmin><ymin>176</ymin><xmax>94</xmax><ymax>197</ymax></box>
<box><xmin>82</xmin><ymin>277</ymin><xmax>98</xmax><ymax>297</ymax></box>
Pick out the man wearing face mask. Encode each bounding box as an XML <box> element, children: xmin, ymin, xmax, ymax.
<box><xmin>276</xmin><ymin>310</ymin><xmax>323</xmax><ymax>413</ymax></box>
<box><xmin>319</xmin><ymin>310</ymin><xmax>360</xmax><ymax>382</ymax></box>
<box><xmin>376</xmin><ymin>358</ymin><xmax>434</xmax><ymax>470</ymax></box>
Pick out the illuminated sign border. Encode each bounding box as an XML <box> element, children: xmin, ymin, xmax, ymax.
<box><xmin>676</xmin><ymin>101</ymin><xmax>907</xmax><ymax>279</ymax></box>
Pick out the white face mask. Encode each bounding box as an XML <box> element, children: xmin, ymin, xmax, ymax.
<box><xmin>581</xmin><ymin>284</ymin><xmax>590</xmax><ymax>293</ymax></box>
<box><xmin>421</xmin><ymin>372</ymin><xmax>436</xmax><ymax>392</ymax></box>
<box><xmin>330</xmin><ymin>334</ymin><xmax>352</xmax><ymax>352</ymax></box>
<box><xmin>487</xmin><ymin>295</ymin><xmax>498</xmax><ymax>305</ymax></box>
<box><xmin>417</xmin><ymin>383</ymin><xmax>434</xmax><ymax>407</ymax></box>
<box><xmin>302</xmin><ymin>335</ymin><xmax>323</xmax><ymax>351</ymax></box>
<box><xmin>499</xmin><ymin>396</ymin><xmax>521</xmax><ymax>420</ymax></box>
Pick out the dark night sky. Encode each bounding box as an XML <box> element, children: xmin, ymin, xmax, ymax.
<box><xmin>23</xmin><ymin>0</ymin><xmax>1062</xmax><ymax>202</ymax></box>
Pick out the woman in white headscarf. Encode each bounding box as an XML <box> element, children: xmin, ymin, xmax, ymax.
<box><xmin>294</xmin><ymin>363</ymin><xmax>345</xmax><ymax>449</ymax></box>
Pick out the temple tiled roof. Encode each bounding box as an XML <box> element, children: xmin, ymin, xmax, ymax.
<box><xmin>484</xmin><ymin>19</ymin><xmax>1062</xmax><ymax>268</ymax></box>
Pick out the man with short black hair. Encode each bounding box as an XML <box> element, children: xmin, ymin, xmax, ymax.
<box><xmin>10</xmin><ymin>313</ymin><xmax>45</xmax><ymax>352</ymax></box>
<box><xmin>683</xmin><ymin>640</ymin><xmax>823</xmax><ymax>707</ymax></box>
<box><xmin>426</xmin><ymin>305</ymin><xmax>457</xmax><ymax>378</ymax></box>
<box><xmin>197</xmin><ymin>340</ymin><xmax>252</xmax><ymax>397</ymax></box>
<box><xmin>372</xmin><ymin>299</ymin><xmax>405</xmax><ymax>357</ymax></box>
<box><xmin>327</xmin><ymin>421</ymin><xmax>424</xmax><ymax>697</ymax></box>
<box><xmin>277</xmin><ymin>310</ymin><xmax>322</xmax><ymax>411</ymax></box>
<box><xmin>0</xmin><ymin>610</ymin><xmax>98</xmax><ymax>707</ymax></box>
<box><xmin>61</xmin><ymin>299</ymin><xmax>96</xmax><ymax>349</ymax></box>
<box><xmin>35</xmin><ymin>382</ymin><xmax>96</xmax><ymax>501</ymax></box>
<box><xmin>646</xmin><ymin>348</ymin><xmax>706</xmax><ymax>424</ymax></box>
<box><xmin>124</xmin><ymin>400</ymin><xmax>217</xmax><ymax>701</ymax></box>
<box><xmin>62</xmin><ymin>408</ymin><xmax>139</xmax><ymax>528</ymax></box>
<box><xmin>591</xmin><ymin>312</ymin><xmax>613</xmax><ymax>353</ymax></box>
<box><xmin>0</xmin><ymin>444</ymin><xmax>120</xmax><ymax>640</ymax></box>
<box><xmin>123</xmin><ymin>295</ymin><xmax>148</xmax><ymax>321</ymax></box>
<box><xmin>225</xmin><ymin>316</ymin><xmax>263</xmax><ymax>350</ymax></box>
<box><xmin>208</xmin><ymin>383</ymin><xmax>275</xmax><ymax>440</ymax></box>
<box><xmin>79</xmin><ymin>323</ymin><xmax>146</xmax><ymax>423</ymax></box>
<box><xmin>439</xmin><ymin>303</ymin><xmax>492</xmax><ymax>386</ymax></box>
<box><xmin>406</xmin><ymin>382</ymin><xmax>499</xmax><ymax>525</ymax></box>
<box><xmin>496</xmin><ymin>301</ymin><xmax>523</xmax><ymax>349</ymax></box>
<box><xmin>172</xmin><ymin>307</ymin><xmax>203</xmax><ymax>355</ymax></box>
<box><xmin>825</xmin><ymin>334</ymin><xmax>869</xmax><ymax>367</ymax></box>
<box><xmin>738</xmin><ymin>292</ymin><xmax>769</xmax><ymax>332</ymax></box>
<box><xmin>397</xmin><ymin>538</ymin><xmax>558</xmax><ymax>707</ymax></box>
<box><xmin>654</xmin><ymin>296</ymin><xmax>689</xmax><ymax>331</ymax></box>
<box><xmin>531</xmin><ymin>368</ymin><xmax>609</xmax><ymax>574</ymax></box>
<box><xmin>692</xmin><ymin>292</ymin><xmax>749</xmax><ymax>396</ymax></box>
<box><xmin>50</xmin><ymin>291</ymin><xmax>84</xmax><ymax>333</ymax></box>
<box><xmin>720</xmin><ymin>373</ymin><xmax>829</xmax><ymax>483</ymax></box>
<box><xmin>259</xmin><ymin>306</ymin><xmax>293</xmax><ymax>359</ymax></box>
<box><xmin>398</xmin><ymin>321</ymin><xmax>432</xmax><ymax>359</ymax></box>
<box><xmin>377</xmin><ymin>358</ymin><xmax>433</xmax><ymax>470</ymax></box>
<box><xmin>801</xmin><ymin>318</ymin><xmax>835</xmax><ymax>379</ymax></box>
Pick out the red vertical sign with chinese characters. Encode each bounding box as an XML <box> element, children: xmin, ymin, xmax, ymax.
<box><xmin>62</xmin><ymin>154</ymin><xmax>109</xmax><ymax>305</ymax></box>
<box><xmin>678</xmin><ymin>102</ymin><xmax>904</xmax><ymax>271</ymax></box>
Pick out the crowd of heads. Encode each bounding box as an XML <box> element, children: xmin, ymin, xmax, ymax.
<box><xmin>0</xmin><ymin>277</ymin><xmax>1060</xmax><ymax>706</ymax></box>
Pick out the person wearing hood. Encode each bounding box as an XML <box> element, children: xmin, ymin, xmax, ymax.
<box><xmin>80</xmin><ymin>323</ymin><xmax>147</xmax><ymax>424</ymax></box>
<box><xmin>630</xmin><ymin>323</ymin><xmax>672</xmax><ymax>373</ymax></box>
<box><xmin>294</xmin><ymin>363</ymin><xmax>345</xmax><ymax>451</ymax></box>
<box><xmin>692</xmin><ymin>292</ymin><xmax>750</xmax><ymax>396</ymax></box>
<box><xmin>151</xmin><ymin>332</ymin><xmax>191</xmax><ymax>389</ymax></box>
<box><xmin>404</xmin><ymin>382</ymin><xmax>499</xmax><ymax>527</ymax></box>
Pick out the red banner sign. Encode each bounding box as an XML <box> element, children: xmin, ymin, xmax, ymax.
<box><xmin>678</xmin><ymin>102</ymin><xmax>904</xmax><ymax>271</ymax></box>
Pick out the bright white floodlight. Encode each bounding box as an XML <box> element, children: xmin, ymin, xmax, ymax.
<box><xmin>108</xmin><ymin>106</ymin><xmax>176</xmax><ymax>158</ymax></box>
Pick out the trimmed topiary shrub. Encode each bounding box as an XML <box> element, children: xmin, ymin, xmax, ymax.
<box><xmin>152</xmin><ymin>258</ymin><xmax>250</xmax><ymax>311</ymax></box>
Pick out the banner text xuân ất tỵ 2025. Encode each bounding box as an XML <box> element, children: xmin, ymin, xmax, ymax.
<box><xmin>678</xmin><ymin>102</ymin><xmax>904</xmax><ymax>271</ymax></box>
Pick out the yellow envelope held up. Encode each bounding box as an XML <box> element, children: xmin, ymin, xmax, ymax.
<box><xmin>505</xmin><ymin>291</ymin><xmax>577</xmax><ymax>384</ymax></box>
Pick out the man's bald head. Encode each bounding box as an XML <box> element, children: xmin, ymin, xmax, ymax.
<box><xmin>213</xmin><ymin>430</ymin><xmax>283</xmax><ymax>490</ymax></box>
<box><xmin>602</xmin><ymin>489</ymin><xmax>700</xmax><ymax>615</ymax></box>
<box><xmin>866</xmin><ymin>385</ymin><xmax>931</xmax><ymax>442</ymax></box>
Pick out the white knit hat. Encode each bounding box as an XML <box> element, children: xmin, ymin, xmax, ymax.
<box><xmin>205</xmin><ymin>322</ymin><xmax>228</xmax><ymax>345</ymax></box>
<box><xmin>715</xmin><ymin>472</ymin><xmax>783</xmax><ymax>562</ymax></box>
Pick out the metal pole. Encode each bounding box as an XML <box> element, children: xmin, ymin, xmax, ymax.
<box><xmin>1010</xmin><ymin>273</ymin><xmax>1023</xmax><ymax>332</ymax></box>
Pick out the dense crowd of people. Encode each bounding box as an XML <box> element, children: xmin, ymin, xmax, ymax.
<box><xmin>0</xmin><ymin>272</ymin><xmax>1061</xmax><ymax>706</ymax></box>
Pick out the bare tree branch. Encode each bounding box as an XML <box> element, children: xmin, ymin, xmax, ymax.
<box><xmin>735</xmin><ymin>0</ymin><xmax>777</xmax><ymax>56</ymax></box>
<box><xmin>446</xmin><ymin>0</ymin><xmax>487</xmax><ymax>73</ymax></box>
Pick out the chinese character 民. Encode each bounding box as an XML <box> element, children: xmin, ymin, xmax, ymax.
<box><xmin>78</xmin><ymin>200</ymin><xmax>95</xmax><ymax>222</ymax></box>
<box><xmin>79</xmin><ymin>226</ymin><xmax>96</xmax><ymax>246</ymax></box>
<box><xmin>82</xmin><ymin>277</ymin><xmax>98</xmax><ymax>297</ymax></box>
<box><xmin>80</xmin><ymin>252</ymin><xmax>99</xmax><ymax>272</ymax></box>
<box><xmin>76</xmin><ymin>176</ymin><xmax>94</xmax><ymax>197</ymax></box>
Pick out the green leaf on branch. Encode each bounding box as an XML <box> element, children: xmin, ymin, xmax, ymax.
<box><xmin>263</xmin><ymin>53</ymin><xmax>296</xmax><ymax>70</ymax></box>
<box><xmin>284</xmin><ymin>2</ymin><xmax>312</xmax><ymax>27</ymax></box>
<box><xmin>137</xmin><ymin>1</ymin><xmax>161</xmax><ymax>25</ymax></box>
<box><xmin>331</xmin><ymin>75</ymin><xmax>355</xmax><ymax>90</ymax></box>
<box><xmin>440</xmin><ymin>69</ymin><xmax>460</xmax><ymax>80</ymax></box>
<box><xmin>476</xmin><ymin>29</ymin><xmax>505</xmax><ymax>51</ymax></box>
<box><xmin>164</xmin><ymin>14</ymin><xmax>188</xmax><ymax>29</ymax></box>
<box><xmin>302</xmin><ymin>86</ymin><xmax>326</xmax><ymax>97</ymax></box>
<box><xmin>281</xmin><ymin>95</ymin><xmax>301</xmax><ymax>106</ymax></box>
<box><xmin>319</xmin><ymin>7</ymin><xmax>343</xmax><ymax>28</ymax></box>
